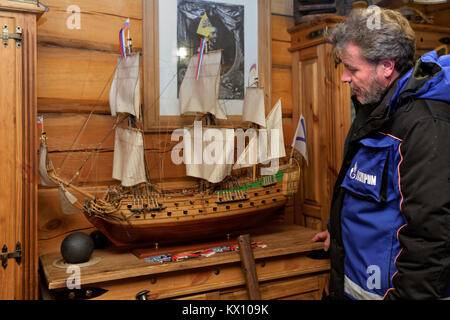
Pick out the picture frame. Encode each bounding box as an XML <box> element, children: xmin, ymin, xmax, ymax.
<box><xmin>142</xmin><ymin>0</ymin><xmax>272</xmax><ymax>131</ymax></box>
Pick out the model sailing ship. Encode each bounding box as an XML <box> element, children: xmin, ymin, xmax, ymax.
<box><xmin>38</xmin><ymin>19</ymin><xmax>300</xmax><ymax>248</ymax></box>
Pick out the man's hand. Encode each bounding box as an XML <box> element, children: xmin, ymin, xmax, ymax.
<box><xmin>311</xmin><ymin>230</ymin><xmax>330</xmax><ymax>251</ymax></box>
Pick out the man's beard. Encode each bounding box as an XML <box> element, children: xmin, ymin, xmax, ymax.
<box><xmin>351</xmin><ymin>73</ymin><xmax>387</xmax><ymax>105</ymax></box>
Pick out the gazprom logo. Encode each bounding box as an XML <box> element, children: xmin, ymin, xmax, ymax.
<box><xmin>349</xmin><ymin>162</ymin><xmax>358</xmax><ymax>179</ymax></box>
<box><xmin>349</xmin><ymin>162</ymin><xmax>377</xmax><ymax>186</ymax></box>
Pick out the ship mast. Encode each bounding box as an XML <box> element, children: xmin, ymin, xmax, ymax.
<box><xmin>235</xmin><ymin>64</ymin><xmax>266</xmax><ymax>181</ymax></box>
<box><xmin>178</xmin><ymin>14</ymin><xmax>233</xmax><ymax>186</ymax></box>
<box><xmin>250</xmin><ymin>76</ymin><xmax>260</xmax><ymax>181</ymax></box>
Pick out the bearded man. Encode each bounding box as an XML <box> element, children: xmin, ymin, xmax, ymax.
<box><xmin>312</xmin><ymin>7</ymin><xmax>450</xmax><ymax>300</ymax></box>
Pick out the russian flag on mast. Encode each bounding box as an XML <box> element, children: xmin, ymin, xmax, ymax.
<box><xmin>119</xmin><ymin>18</ymin><xmax>130</xmax><ymax>59</ymax></box>
<box><xmin>291</xmin><ymin>114</ymin><xmax>308</xmax><ymax>165</ymax></box>
<box><xmin>195</xmin><ymin>38</ymin><xmax>206</xmax><ymax>80</ymax></box>
<box><xmin>37</xmin><ymin>115</ymin><xmax>44</xmax><ymax>132</ymax></box>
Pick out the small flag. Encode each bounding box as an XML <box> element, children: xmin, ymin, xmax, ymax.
<box><xmin>122</xmin><ymin>18</ymin><xmax>130</xmax><ymax>30</ymax></box>
<box><xmin>37</xmin><ymin>115</ymin><xmax>44</xmax><ymax>132</ymax></box>
<box><xmin>119</xmin><ymin>18</ymin><xmax>130</xmax><ymax>59</ymax></box>
<box><xmin>248</xmin><ymin>63</ymin><xmax>257</xmax><ymax>86</ymax></box>
<box><xmin>197</xmin><ymin>13</ymin><xmax>214</xmax><ymax>38</ymax></box>
<box><xmin>195</xmin><ymin>38</ymin><xmax>206</xmax><ymax>80</ymax></box>
<box><xmin>291</xmin><ymin>114</ymin><xmax>308</xmax><ymax>165</ymax></box>
<box><xmin>119</xmin><ymin>28</ymin><xmax>126</xmax><ymax>59</ymax></box>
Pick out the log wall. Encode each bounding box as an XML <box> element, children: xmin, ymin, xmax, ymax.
<box><xmin>37</xmin><ymin>0</ymin><xmax>449</xmax><ymax>255</ymax></box>
<box><xmin>37</xmin><ymin>0</ymin><xmax>296</xmax><ymax>255</ymax></box>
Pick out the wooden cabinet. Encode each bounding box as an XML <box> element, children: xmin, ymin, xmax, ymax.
<box><xmin>288</xmin><ymin>15</ymin><xmax>450</xmax><ymax>232</ymax></box>
<box><xmin>289</xmin><ymin>16</ymin><xmax>352</xmax><ymax>231</ymax></box>
<box><xmin>413</xmin><ymin>24</ymin><xmax>450</xmax><ymax>56</ymax></box>
<box><xmin>0</xmin><ymin>0</ymin><xmax>44</xmax><ymax>300</ymax></box>
<box><xmin>39</xmin><ymin>225</ymin><xmax>330</xmax><ymax>300</ymax></box>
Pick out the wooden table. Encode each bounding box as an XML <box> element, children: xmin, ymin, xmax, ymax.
<box><xmin>39</xmin><ymin>224</ymin><xmax>330</xmax><ymax>300</ymax></box>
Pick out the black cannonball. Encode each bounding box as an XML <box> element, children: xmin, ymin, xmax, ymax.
<box><xmin>90</xmin><ymin>230</ymin><xmax>109</xmax><ymax>249</ymax></box>
<box><xmin>60</xmin><ymin>232</ymin><xmax>94</xmax><ymax>264</ymax></box>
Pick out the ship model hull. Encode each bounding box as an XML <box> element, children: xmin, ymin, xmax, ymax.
<box><xmin>82</xmin><ymin>167</ymin><xmax>299</xmax><ymax>247</ymax></box>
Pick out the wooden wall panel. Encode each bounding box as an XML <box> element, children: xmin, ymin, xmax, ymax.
<box><xmin>273</xmin><ymin>68</ymin><xmax>293</xmax><ymax>117</ymax></box>
<box><xmin>43</xmin><ymin>113</ymin><xmax>115</xmax><ymax>151</ymax></box>
<box><xmin>272</xmin><ymin>14</ymin><xmax>294</xmax><ymax>120</ymax></box>
<box><xmin>269</xmin><ymin>10</ymin><xmax>299</xmax><ymax>225</ymax></box>
<box><xmin>42</xmin><ymin>114</ymin><xmax>178</xmax><ymax>153</ymax></box>
<box><xmin>37</xmin><ymin>0</ymin><xmax>142</xmax><ymax>51</ymax></box>
<box><xmin>38</xmin><ymin>186</ymin><xmax>102</xmax><ymax>255</ymax></box>
<box><xmin>271</xmin><ymin>14</ymin><xmax>294</xmax><ymax>119</ymax></box>
<box><xmin>271</xmin><ymin>0</ymin><xmax>293</xmax><ymax>17</ymax></box>
<box><xmin>272</xmin><ymin>41</ymin><xmax>292</xmax><ymax>67</ymax></box>
<box><xmin>37</xmin><ymin>45</ymin><xmax>117</xmax><ymax>114</ymax></box>
<box><xmin>272</xmin><ymin>15</ymin><xmax>293</xmax><ymax>42</ymax></box>
<box><xmin>47</xmin><ymin>149</ymin><xmax>185</xmax><ymax>184</ymax></box>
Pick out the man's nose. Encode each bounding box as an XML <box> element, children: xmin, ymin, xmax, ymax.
<box><xmin>341</xmin><ymin>69</ymin><xmax>352</xmax><ymax>83</ymax></box>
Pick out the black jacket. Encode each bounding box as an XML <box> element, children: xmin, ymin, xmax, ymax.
<box><xmin>328</xmin><ymin>51</ymin><xmax>450</xmax><ymax>300</ymax></box>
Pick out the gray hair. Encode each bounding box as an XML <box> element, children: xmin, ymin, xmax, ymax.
<box><xmin>326</xmin><ymin>6</ymin><xmax>416</xmax><ymax>74</ymax></box>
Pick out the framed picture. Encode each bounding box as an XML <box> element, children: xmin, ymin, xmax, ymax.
<box><xmin>143</xmin><ymin>0</ymin><xmax>271</xmax><ymax>130</ymax></box>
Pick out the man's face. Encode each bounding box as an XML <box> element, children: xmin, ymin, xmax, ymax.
<box><xmin>339</xmin><ymin>43</ymin><xmax>387</xmax><ymax>105</ymax></box>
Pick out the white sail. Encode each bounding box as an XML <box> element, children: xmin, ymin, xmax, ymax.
<box><xmin>242</xmin><ymin>87</ymin><xmax>266</xmax><ymax>128</ymax></box>
<box><xmin>39</xmin><ymin>140</ymin><xmax>58</xmax><ymax>187</ymax></box>
<box><xmin>265</xmin><ymin>99</ymin><xmax>286</xmax><ymax>160</ymax></box>
<box><xmin>109</xmin><ymin>53</ymin><xmax>141</xmax><ymax>119</ymax></box>
<box><xmin>186</xmin><ymin>162</ymin><xmax>232</xmax><ymax>184</ymax></box>
<box><xmin>233</xmin><ymin>134</ymin><xmax>259</xmax><ymax>170</ymax></box>
<box><xmin>179</xmin><ymin>51</ymin><xmax>227</xmax><ymax>120</ymax></box>
<box><xmin>112</xmin><ymin>126</ymin><xmax>147</xmax><ymax>187</ymax></box>
<box><xmin>58</xmin><ymin>186</ymin><xmax>80</xmax><ymax>215</ymax></box>
<box><xmin>233</xmin><ymin>99</ymin><xmax>286</xmax><ymax>169</ymax></box>
<box><xmin>184</xmin><ymin>126</ymin><xmax>232</xmax><ymax>183</ymax></box>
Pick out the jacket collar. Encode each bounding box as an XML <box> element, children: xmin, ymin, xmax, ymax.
<box><xmin>349</xmin><ymin>76</ymin><xmax>401</xmax><ymax>143</ymax></box>
<box><xmin>389</xmin><ymin>50</ymin><xmax>449</xmax><ymax>107</ymax></box>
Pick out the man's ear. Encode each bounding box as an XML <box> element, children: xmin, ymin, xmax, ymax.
<box><xmin>379</xmin><ymin>59</ymin><xmax>396</xmax><ymax>78</ymax></box>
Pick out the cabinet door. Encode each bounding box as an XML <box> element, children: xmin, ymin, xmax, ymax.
<box><xmin>327</xmin><ymin>52</ymin><xmax>352</xmax><ymax>188</ymax></box>
<box><xmin>0</xmin><ymin>11</ymin><xmax>38</xmax><ymax>300</ymax></box>
<box><xmin>0</xmin><ymin>13</ymin><xmax>19</xmax><ymax>300</ymax></box>
<box><xmin>292</xmin><ymin>43</ymin><xmax>351</xmax><ymax>230</ymax></box>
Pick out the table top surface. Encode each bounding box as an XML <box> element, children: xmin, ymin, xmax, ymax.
<box><xmin>40</xmin><ymin>224</ymin><xmax>325</xmax><ymax>290</ymax></box>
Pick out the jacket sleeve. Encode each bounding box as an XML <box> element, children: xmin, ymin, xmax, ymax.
<box><xmin>384</xmin><ymin>115</ymin><xmax>450</xmax><ymax>300</ymax></box>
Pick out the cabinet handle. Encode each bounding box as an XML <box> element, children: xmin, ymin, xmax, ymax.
<box><xmin>52</xmin><ymin>287</ymin><xmax>108</xmax><ymax>300</ymax></box>
<box><xmin>136</xmin><ymin>290</ymin><xmax>150</xmax><ymax>300</ymax></box>
<box><xmin>2</xmin><ymin>25</ymin><xmax>23</xmax><ymax>48</ymax></box>
<box><xmin>307</xmin><ymin>249</ymin><xmax>329</xmax><ymax>260</ymax></box>
<box><xmin>439</xmin><ymin>37</ymin><xmax>450</xmax><ymax>45</ymax></box>
<box><xmin>307</xmin><ymin>28</ymin><xmax>325</xmax><ymax>40</ymax></box>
